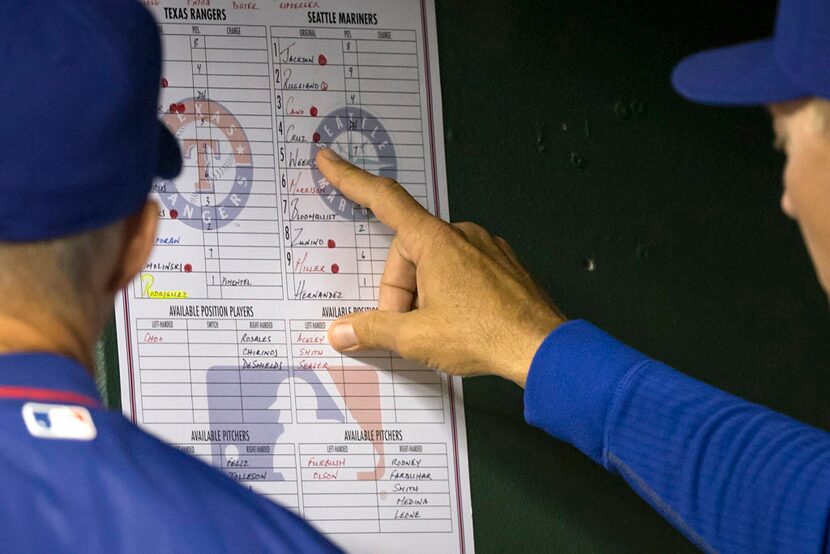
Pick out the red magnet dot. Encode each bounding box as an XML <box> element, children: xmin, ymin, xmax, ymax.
<box><xmin>170</xmin><ymin>209</ymin><xmax>178</xmax><ymax>219</ymax></box>
<box><xmin>312</xmin><ymin>132</ymin><xmax>321</xmax><ymax>143</ymax></box>
<box><xmin>318</xmin><ymin>54</ymin><xmax>327</xmax><ymax>66</ymax></box>
<box><xmin>327</xmin><ymin>239</ymin><xmax>336</xmax><ymax>249</ymax></box>
<box><xmin>310</xmin><ymin>106</ymin><xmax>318</xmax><ymax>117</ymax></box>
<box><xmin>161</xmin><ymin>77</ymin><xmax>169</xmax><ymax>88</ymax></box>
<box><xmin>184</xmin><ymin>264</ymin><xmax>193</xmax><ymax>273</ymax></box>
<box><xmin>176</xmin><ymin>103</ymin><xmax>186</xmax><ymax>113</ymax></box>
<box><xmin>331</xmin><ymin>264</ymin><xmax>340</xmax><ymax>274</ymax></box>
<box><xmin>169</xmin><ymin>103</ymin><xmax>177</xmax><ymax>113</ymax></box>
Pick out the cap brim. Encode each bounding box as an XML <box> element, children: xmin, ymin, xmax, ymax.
<box><xmin>156</xmin><ymin>122</ymin><xmax>182</xmax><ymax>179</ymax></box>
<box><xmin>671</xmin><ymin>39</ymin><xmax>806</xmax><ymax>106</ymax></box>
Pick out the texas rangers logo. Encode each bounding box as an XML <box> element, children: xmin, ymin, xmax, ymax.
<box><xmin>158</xmin><ymin>98</ymin><xmax>254</xmax><ymax>230</ymax></box>
<box><xmin>310</xmin><ymin>107</ymin><xmax>397</xmax><ymax>220</ymax></box>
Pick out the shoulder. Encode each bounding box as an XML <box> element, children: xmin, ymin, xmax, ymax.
<box><xmin>0</xmin><ymin>405</ymin><xmax>339</xmax><ymax>553</ymax></box>
<box><xmin>97</xmin><ymin>412</ymin><xmax>339</xmax><ymax>552</ymax></box>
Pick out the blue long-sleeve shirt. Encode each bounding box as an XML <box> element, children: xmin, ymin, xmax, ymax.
<box><xmin>0</xmin><ymin>353</ymin><xmax>340</xmax><ymax>553</ymax></box>
<box><xmin>524</xmin><ymin>320</ymin><xmax>830</xmax><ymax>553</ymax></box>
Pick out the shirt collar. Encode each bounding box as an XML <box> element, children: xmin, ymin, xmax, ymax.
<box><xmin>0</xmin><ymin>352</ymin><xmax>101</xmax><ymax>404</ymax></box>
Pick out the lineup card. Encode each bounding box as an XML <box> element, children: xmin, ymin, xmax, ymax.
<box><xmin>115</xmin><ymin>1</ymin><xmax>473</xmax><ymax>552</ymax></box>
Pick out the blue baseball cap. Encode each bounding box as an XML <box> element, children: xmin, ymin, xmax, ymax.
<box><xmin>672</xmin><ymin>0</ymin><xmax>830</xmax><ymax>106</ymax></box>
<box><xmin>0</xmin><ymin>0</ymin><xmax>181</xmax><ymax>242</ymax></box>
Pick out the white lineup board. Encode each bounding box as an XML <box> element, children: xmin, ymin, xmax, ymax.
<box><xmin>115</xmin><ymin>1</ymin><xmax>474</xmax><ymax>552</ymax></box>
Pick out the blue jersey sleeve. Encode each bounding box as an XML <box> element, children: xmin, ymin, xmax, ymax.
<box><xmin>524</xmin><ymin>320</ymin><xmax>830</xmax><ymax>553</ymax></box>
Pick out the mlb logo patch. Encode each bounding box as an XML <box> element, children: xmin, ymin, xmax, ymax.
<box><xmin>22</xmin><ymin>402</ymin><xmax>97</xmax><ymax>441</ymax></box>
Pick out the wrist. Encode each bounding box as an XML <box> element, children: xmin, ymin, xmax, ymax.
<box><xmin>523</xmin><ymin>320</ymin><xmax>648</xmax><ymax>465</ymax></box>
<box><xmin>505</xmin><ymin>316</ymin><xmax>565</xmax><ymax>388</ymax></box>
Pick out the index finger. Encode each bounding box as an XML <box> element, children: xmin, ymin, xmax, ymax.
<box><xmin>316</xmin><ymin>147</ymin><xmax>431</xmax><ymax>234</ymax></box>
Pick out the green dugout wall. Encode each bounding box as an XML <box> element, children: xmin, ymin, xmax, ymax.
<box><xmin>99</xmin><ymin>1</ymin><xmax>830</xmax><ymax>550</ymax></box>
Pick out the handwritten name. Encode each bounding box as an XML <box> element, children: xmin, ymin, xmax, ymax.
<box><xmin>241</xmin><ymin>359</ymin><xmax>283</xmax><ymax>369</ymax></box>
<box><xmin>307</xmin><ymin>457</ymin><xmax>346</xmax><ymax>467</ymax></box>
<box><xmin>389</xmin><ymin>470</ymin><xmax>432</xmax><ymax>480</ymax></box>
<box><xmin>391</xmin><ymin>458</ymin><xmax>422</xmax><ymax>467</ymax></box>
<box><xmin>294</xmin><ymin>252</ymin><xmax>327</xmax><ymax>273</ymax></box>
<box><xmin>155</xmin><ymin>236</ymin><xmax>181</xmax><ymax>245</ymax></box>
<box><xmin>141</xmin><ymin>274</ymin><xmax>188</xmax><ymax>299</ymax></box>
<box><xmin>299</xmin><ymin>359</ymin><xmax>329</xmax><ymax>370</ymax></box>
<box><xmin>240</xmin><ymin>347</ymin><xmax>279</xmax><ymax>357</ymax></box>
<box><xmin>295</xmin><ymin>333</ymin><xmax>325</xmax><ymax>344</ymax></box>
<box><xmin>396</xmin><ymin>496</ymin><xmax>428</xmax><ymax>506</ymax></box>
<box><xmin>393</xmin><ymin>483</ymin><xmax>420</xmax><ymax>493</ymax></box>
<box><xmin>222</xmin><ymin>277</ymin><xmax>251</xmax><ymax>286</ymax></box>
<box><xmin>294</xmin><ymin>280</ymin><xmax>343</xmax><ymax>300</ymax></box>
<box><xmin>228</xmin><ymin>471</ymin><xmax>266</xmax><ymax>481</ymax></box>
<box><xmin>240</xmin><ymin>333</ymin><xmax>272</xmax><ymax>343</ymax></box>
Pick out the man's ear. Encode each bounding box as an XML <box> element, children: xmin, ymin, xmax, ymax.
<box><xmin>108</xmin><ymin>200</ymin><xmax>159</xmax><ymax>293</ymax></box>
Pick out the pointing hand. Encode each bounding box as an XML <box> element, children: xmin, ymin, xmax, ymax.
<box><xmin>316</xmin><ymin>148</ymin><xmax>564</xmax><ymax>387</ymax></box>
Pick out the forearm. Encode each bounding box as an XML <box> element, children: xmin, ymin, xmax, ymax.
<box><xmin>525</xmin><ymin>320</ymin><xmax>830</xmax><ymax>552</ymax></box>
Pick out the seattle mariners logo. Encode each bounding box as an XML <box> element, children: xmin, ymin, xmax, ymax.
<box><xmin>310</xmin><ymin>107</ymin><xmax>397</xmax><ymax>220</ymax></box>
<box><xmin>158</xmin><ymin>98</ymin><xmax>253</xmax><ymax>230</ymax></box>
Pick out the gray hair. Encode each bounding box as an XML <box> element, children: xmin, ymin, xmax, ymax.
<box><xmin>0</xmin><ymin>222</ymin><xmax>124</xmax><ymax>315</ymax></box>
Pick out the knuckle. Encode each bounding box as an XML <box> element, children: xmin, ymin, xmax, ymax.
<box><xmin>468</xmin><ymin>222</ymin><xmax>487</xmax><ymax>235</ymax></box>
<box><xmin>455</xmin><ymin>221</ymin><xmax>487</xmax><ymax>240</ymax></box>
<box><xmin>418</xmin><ymin>218</ymin><xmax>453</xmax><ymax>243</ymax></box>
<box><xmin>451</xmin><ymin>221</ymin><xmax>480</xmax><ymax>241</ymax></box>
<box><xmin>373</xmin><ymin>180</ymin><xmax>397</xmax><ymax>200</ymax></box>
<box><xmin>341</xmin><ymin>164</ymin><xmax>363</xmax><ymax>181</ymax></box>
<box><xmin>358</xmin><ymin>315</ymin><xmax>379</xmax><ymax>348</ymax></box>
<box><xmin>370</xmin><ymin>179</ymin><xmax>404</xmax><ymax>208</ymax></box>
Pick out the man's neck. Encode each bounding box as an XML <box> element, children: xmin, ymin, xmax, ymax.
<box><xmin>0</xmin><ymin>313</ymin><xmax>93</xmax><ymax>371</ymax></box>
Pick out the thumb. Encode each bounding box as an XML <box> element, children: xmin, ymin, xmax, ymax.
<box><xmin>328</xmin><ymin>310</ymin><xmax>410</xmax><ymax>353</ymax></box>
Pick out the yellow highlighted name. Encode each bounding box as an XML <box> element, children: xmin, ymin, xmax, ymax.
<box><xmin>141</xmin><ymin>274</ymin><xmax>189</xmax><ymax>299</ymax></box>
